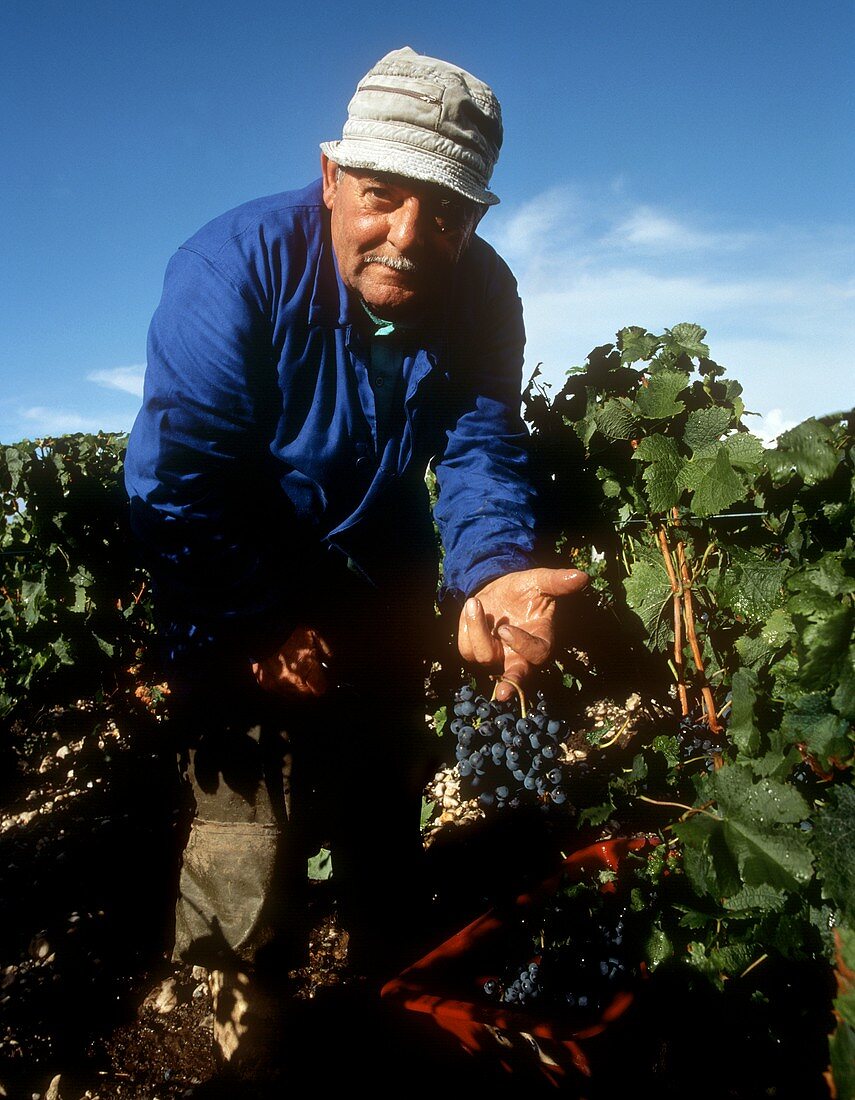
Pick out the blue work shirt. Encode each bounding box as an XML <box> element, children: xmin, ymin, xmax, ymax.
<box><xmin>124</xmin><ymin>179</ymin><xmax>537</xmax><ymax>668</ymax></box>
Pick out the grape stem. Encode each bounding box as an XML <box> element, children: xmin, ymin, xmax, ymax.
<box><xmin>739</xmin><ymin>953</ymin><xmax>769</xmax><ymax>980</ymax></box>
<box><xmin>638</xmin><ymin>795</ymin><xmax>720</xmax><ymax>821</ymax></box>
<box><xmin>491</xmin><ymin>676</ymin><xmax>528</xmax><ymax>718</ymax></box>
<box><xmin>597</xmin><ymin>715</ymin><xmax>632</xmax><ymax>750</ymax></box>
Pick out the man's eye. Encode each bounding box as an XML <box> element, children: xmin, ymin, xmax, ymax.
<box><xmin>435</xmin><ymin>202</ymin><xmax>467</xmax><ymax>231</ymax></box>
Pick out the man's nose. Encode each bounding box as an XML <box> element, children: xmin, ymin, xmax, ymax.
<box><xmin>386</xmin><ymin>197</ymin><xmax>427</xmax><ymax>253</ymax></box>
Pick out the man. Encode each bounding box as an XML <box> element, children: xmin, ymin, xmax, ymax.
<box><xmin>124</xmin><ymin>46</ymin><xmax>586</xmax><ymax>1083</ymax></box>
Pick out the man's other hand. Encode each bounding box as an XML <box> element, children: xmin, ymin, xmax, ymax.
<box><xmin>457</xmin><ymin>567</ymin><xmax>589</xmax><ymax>702</ymax></box>
<box><xmin>251</xmin><ymin>625</ymin><xmax>333</xmax><ymax>699</ymax></box>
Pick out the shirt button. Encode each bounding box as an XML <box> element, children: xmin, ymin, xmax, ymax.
<box><xmin>356</xmin><ymin>456</ymin><xmax>372</xmax><ymax>471</ymax></box>
<box><xmin>374</xmin><ymin>375</ymin><xmax>385</xmax><ymax>387</ymax></box>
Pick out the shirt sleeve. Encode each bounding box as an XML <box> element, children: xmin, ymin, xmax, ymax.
<box><xmin>432</xmin><ymin>247</ymin><xmax>538</xmax><ymax>605</ymax></box>
<box><xmin>123</xmin><ymin>245</ymin><xmax>301</xmax><ymax>671</ymax></box>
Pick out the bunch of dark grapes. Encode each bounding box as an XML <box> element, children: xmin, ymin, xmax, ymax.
<box><xmin>450</xmin><ymin>684</ymin><xmax>571</xmax><ymax>811</ymax></box>
<box><xmin>481</xmin><ymin>888</ymin><xmax>639</xmax><ymax>1016</ymax></box>
<box><xmin>676</xmin><ymin>714</ymin><xmax>724</xmax><ymax>774</ymax></box>
<box><xmin>483</xmin><ymin>960</ymin><xmax>543</xmax><ymax>1006</ymax></box>
<box><xmin>538</xmin><ymin>896</ymin><xmax>634</xmax><ymax>1014</ymax></box>
<box><xmin>790</xmin><ymin>760</ymin><xmax>824</xmax><ymax>820</ymax></box>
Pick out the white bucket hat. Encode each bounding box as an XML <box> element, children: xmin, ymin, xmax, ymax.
<box><xmin>320</xmin><ymin>46</ymin><xmax>502</xmax><ymax>206</ymax></box>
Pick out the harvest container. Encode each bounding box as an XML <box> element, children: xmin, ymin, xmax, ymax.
<box><xmin>381</xmin><ymin>835</ymin><xmax>652</xmax><ymax>1089</ymax></box>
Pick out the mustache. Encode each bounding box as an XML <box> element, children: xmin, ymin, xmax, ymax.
<box><xmin>363</xmin><ymin>253</ymin><xmax>419</xmax><ymax>274</ymax></box>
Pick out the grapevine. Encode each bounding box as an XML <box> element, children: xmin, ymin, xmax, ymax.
<box><xmin>425</xmin><ymin>324</ymin><xmax>853</xmax><ymax>1095</ymax></box>
<box><xmin>1</xmin><ymin>324</ymin><xmax>852</xmax><ymax>1095</ymax></box>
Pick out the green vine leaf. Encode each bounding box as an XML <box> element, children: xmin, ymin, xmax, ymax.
<box><xmin>722</xmin><ymin>818</ymin><xmax>813</xmax><ymax>892</ymax></box>
<box><xmin>721</xmin><ymin>883</ymin><xmax>788</xmax><ymax>913</ymax></box>
<box><xmin>594</xmin><ymin>397</ymin><xmax>640</xmax><ymax>441</ymax></box>
<box><xmin>666</xmin><ymin>323</ymin><xmax>710</xmax><ymax>359</ymax></box>
<box><xmin>798</xmin><ymin>603</ymin><xmax>855</xmax><ymax>695</ymax></box>
<box><xmin>676</xmin><ymin>443</ymin><xmax>746</xmax><ymax>516</ymax></box>
<box><xmin>765</xmin><ymin>418</ymin><xmax>840</xmax><ymax>485</ymax></box>
<box><xmin>617</xmin><ymin>326</ymin><xmax>660</xmax><ymax>365</ymax></box>
<box><xmin>50</xmin><ymin>636</ymin><xmax>73</xmax><ymax>665</ymax></box>
<box><xmin>635</xmin><ymin>371</ymin><xmax>689</xmax><ymax>420</ymax></box>
<box><xmin>623</xmin><ymin>555</ymin><xmax>673</xmax><ymax>649</ymax></box>
<box><xmin>645</xmin><ymin>926</ymin><xmax>674</xmax><ymax>969</ymax></box>
<box><xmin>634</xmin><ymin>434</ymin><xmax>684</xmax><ymax>512</ymax></box>
<box><xmin>833</xmin><ymin>644</ymin><xmax>855</xmax><ymax>723</ymax></box>
<box><xmin>684</xmin><ymin>406</ymin><xmax>732</xmax><ymax>451</ymax></box>
<box><xmin>723</xmin><ymin>432</ymin><xmax>764</xmax><ymax>472</ymax></box>
<box><xmin>21</xmin><ymin>577</ymin><xmax>47</xmax><ymax>626</ymax></box>
<box><xmin>716</xmin><ymin>556</ymin><xmax>788</xmax><ymax>623</ymax></box>
<box><xmin>707</xmin><ymin>763</ymin><xmax>811</xmax><ymax>827</ymax></box>
<box><xmin>729</xmin><ymin>667</ymin><xmax>761</xmax><ymax>758</ymax></box>
<box><xmin>789</xmin><ymin>554</ymin><xmax>854</xmax><ymax>613</ymax></box>
<box><xmin>3</xmin><ymin>447</ymin><xmax>24</xmax><ymax>495</ymax></box>
<box><xmin>700</xmin><ymin>765</ymin><xmax>814</xmax><ymax>891</ymax></box>
<box><xmin>676</xmin><ymin>814</ymin><xmax>741</xmax><ymax>900</ymax></box>
<box><xmin>781</xmin><ymin>692</ymin><xmax>851</xmax><ymax>768</ymax></box>
<box><xmin>812</xmin><ymin>786</ymin><xmax>855</xmax><ymax>921</ymax></box>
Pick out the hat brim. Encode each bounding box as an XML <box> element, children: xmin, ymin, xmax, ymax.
<box><xmin>320</xmin><ymin>138</ymin><xmax>500</xmax><ymax>207</ymax></box>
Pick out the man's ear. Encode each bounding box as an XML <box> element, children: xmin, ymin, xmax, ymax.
<box><xmin>321</xmin><ymin>154</ymin><xmax>339</xmax><ymax>211</ymax></box>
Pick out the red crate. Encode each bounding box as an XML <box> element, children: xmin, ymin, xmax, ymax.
<box><xmin>381</xmin><ymin>835</ymin><xmax>654</xmax><ymax>1088</ymax></box>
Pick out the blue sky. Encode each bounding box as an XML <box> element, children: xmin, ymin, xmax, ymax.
<box><xmin>3</xmin><ymin>0</ymin><xmax>853</xmax><ymax>444</ymax></box>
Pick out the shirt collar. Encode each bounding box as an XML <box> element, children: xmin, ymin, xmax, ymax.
<box><xmin>360</xmin><ymin>300</ymin><xmax>426</xmax><ymax>340</ymax></box>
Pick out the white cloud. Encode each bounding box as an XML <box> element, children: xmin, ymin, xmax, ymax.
<box><xmin>1</xmin><ymin>363</ymin><xmax>144</xmax><ymax>441</ymax></box>
<box><xmin>605</xmin><ymin>206</ymin><xmax>749</xmax><ymax>253</ymax></box>
<box><xmin>490</xmin><ymin>187</ymin><xmax>580</xmax><ymax>261</ymax></box>
<box><xmin>480</xmin><ymin>187</ymin><xmax>855</xmax><ymax>426</ymax></box>
<box><xmin>747</xmin><ymin>408</ymin><xmax>799</xmax><ymax>448</ymax></box>
<box><xmin>87</xmin><ymin>364</ymin><xmax>146</xmax><ymax>398</ymax></box>
<box><xmin>21</xmin><ymin>407</ymin><xmax>104</xmax><ymax>435</ymax></box>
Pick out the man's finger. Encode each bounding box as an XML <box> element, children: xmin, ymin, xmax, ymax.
<box><xmin>463</xmin><ymin>597</ymin><xmax>503</xmax><ymax>666</ymax></box>
<box><xmin>252</xmin><ymin>652</ymin><xmax>330</xmax><ymax>698</ymax></box>
<box><xmin>312</xmin><ymin>629</ymin><xmax>334</xmax><ymax>661</ymax></box>
<box><xmin>529</xmin><ymin>567</ymin><xmax>589</xmax><ymax>598</ymax></box>
<box><xmin>493</xmin><ymin>672</ymin><xmax>524</xmax><ymax>703</ymax></box>
<box><xmin>496</xmin><ymin>623</ymin><xmax>550</xmax><ymax>666</ymax></box>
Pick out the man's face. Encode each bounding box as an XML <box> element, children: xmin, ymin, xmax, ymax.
<box><xmin>321</xmin><ymin>155</ymin><xmax>483</xmax><ymax>322</ymax></box>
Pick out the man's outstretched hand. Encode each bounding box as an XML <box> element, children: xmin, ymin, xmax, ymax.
<box><xmin>251</xmin><ymin>625</ymin><xmax>333</xmax><ymax>699</ymax></box>
<box><xmin>457</xmin><ymin>567</ymin><xmax>589</xmax><ymax>702</ymax></box>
